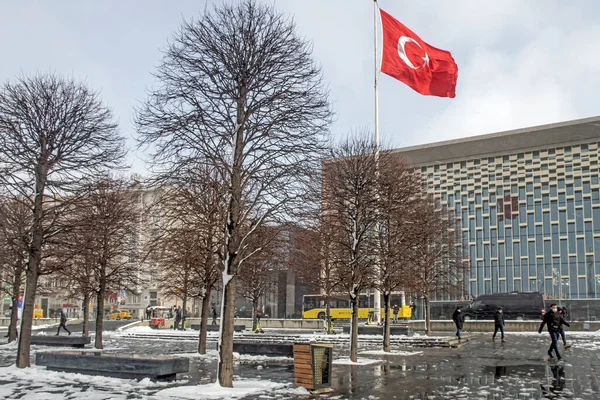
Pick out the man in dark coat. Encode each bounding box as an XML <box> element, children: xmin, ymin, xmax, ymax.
<box><xmin>174</xmin><ymin>306</ymin><xmax>182</xmax><ymax>330</ymax></box>
<box><xmin>452</xmin><ymin>307</ymin><xmax>464</xmax><ymax>340</ymax></box>
<box><xmin>392</xmin><ymin>304</ymin><xmax>399</xmax><ymax>323</ymax></box>
<box><xmin>492</xmin><ymin>307</ymin><xmax>505</xmax><ymax>342</ymax></box>
<box><xmin>211</xmin><ymin>305</ymin><xmax>217</xmax><ymax>325</ymax></box>
<box><xmin>56</xmin><ymin>310</ymin><xmax>71</xmax><ymax>336</ymax></box>
<box><xmin>539</xmin><ymin>303</ymin><xmax>570</xmax><ymax>361</ymax></box>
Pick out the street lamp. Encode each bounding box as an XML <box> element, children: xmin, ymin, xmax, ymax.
<box><xmin>552</xmin><ymin>268</ymin><xmax>562</xmax><ymax>308</ymax></box>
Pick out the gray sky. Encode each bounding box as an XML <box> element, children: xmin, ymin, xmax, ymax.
<box><xmin>1</xmin><ymin>0</ymin><xmax>599</xmax><ymax>175</ymax></box>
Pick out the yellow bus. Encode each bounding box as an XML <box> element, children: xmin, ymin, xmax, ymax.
<box><xmin>302</xmin><ymin>293</ymin><xmax>411</xmax><ymax>320</ymax></box>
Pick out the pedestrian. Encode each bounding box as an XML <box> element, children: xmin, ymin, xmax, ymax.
<box><xmin>539</xmin><ymin>303</ymin><xmax>570</xmax><ymax>361</ymax></box>
<box><xmin>392</xmin><ymin>304</ymin><xmax>399</xmax><ymax>323</ymax></box>
<box><xmin>56</xmin><ymin>310</ymin><xmax>71</xmax><ymax>336</ymax></box>
<box><xmin>452</xmin><ymin>306</ymin><xmax>464</xmax><ymax>340</ymax></box>
<box><xmin>174</xmin><ymin>306</ymin><xmax>182</xmax><ymax>330</ymax></box>
<box><xmin>558</xmin><ymin>307</ymin><xmax>571</xmax><ymax>349</ymax></box>
<box><xmin>410</xmin><ymin>301</ymin><xmax>417</xmax><ymax>320</ymax></box>
<box><xmin>492</xmin><ymin>306</ymin><xmax>505</xmax><ymax>342</ymax></box>
<box><xmin>211</xmin><ymin>305</ymin><xmax>217</xmax><ymax>325</ymax></box>
<box><xmin>145</xmin><ymin>305</ymin><xmax>151</xmax><ymax>321</ymax></box>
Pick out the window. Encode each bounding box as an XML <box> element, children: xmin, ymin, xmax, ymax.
<box><xmin>551</xmin><ymin>201</ymin><xmax>558</xmax><ymax>221</ymax></box>
<box><xmin>476</xmin><ymin>209</ymin><xmax>482</xmax><ymax>227</ymax></box>
<box><xmin>559</xmin><ymin>211</ymin><xmax>567</xmax><ymax>235</ymax></box>
<box><xmin>550</xmin><ymin>186</ymin><xmax>557</xmax><ymax>197</ymax></box>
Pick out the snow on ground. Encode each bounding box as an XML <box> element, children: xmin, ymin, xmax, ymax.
<box><xmin>360</xmin><ymin>350</ymin><xmax>423</xmax><ymax>356</ymax></box>
<box><xmin>157</xmin><ymin>380</ymin><xmax>301</xmax><ymax>399</ymax></box>
<box><xmin>332</xmin><ymin>358</ymin><xmax>384</xmax><ymax>366</ymax></box>
<box><xmin>0</xmin><ymin>365</ymin><xmax>175</xmax><ymax>399</ymax></box>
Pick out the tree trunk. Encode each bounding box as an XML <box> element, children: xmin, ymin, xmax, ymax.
<box><xmin>325</xmin><ymin>296</ymin><xmax>332</xmax><ymax>334</ymax></box>
<box><xmin>217</xmin><ymin>83</ymin><xmax>247</xmax><ymax>387</ymax></box>
<box><xmin>82</xmin><ymin>293</ymin><xmax>90</xmax><ymax>337</ymax></box>
<box><xmin>16</xmin><ymin>158</ymin><xmax>46</xmax><ymax>368</ymax></box>
<box><xmin>350</xmin><ymin>294</ymin><xmax>359</xmax><ymax>362</ymax></box>
<box><xmin>182</xmin><ymin>292</ymin><xmax>188</xmax><ymax>325</ymax></box>
<box><xmin>383</xmin><ymin>292</ymin><xmax>391</xmax><ymax>352</ymax></box>
<box><xmin>198</xmin><ymin>290</ymin><xmax>211</xmax><ymax>354</ymax></box>
<box><xmin>425</xmin><ymin>295</ymin><xmax>431</xmax><ymax>336</ymax></box>
<box><xmin>252</xmin><ymin>299</ymin><xmax>257</xmax><ymax>332</ymax></box>
<box><xmin>16</xmin><ymin>267</ymin><xmax>39</xmax><ymax>367</ymax></box>
<box><xmin>218</xmin><ymin>274</ymin><xmax>236</xmax><ymax>387</ymax></box>
<box><xmin>95</xmin><ymin>287</ymin><xmax>105</xmax><ymax>349</ymax></box>
<box><xmin>8</xmin><ymin>271</ymin><xmax>22</xmax><ymax>343</ymax></box>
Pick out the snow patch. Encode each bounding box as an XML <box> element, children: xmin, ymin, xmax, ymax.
<box><xmin>156</xmin><ymin>380</ymin><xmax>286</xmax><ymax>399</ymax></box>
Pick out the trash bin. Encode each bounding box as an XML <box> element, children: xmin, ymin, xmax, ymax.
<box><xmin>293</xmin><ymin>343</ymin><xmax>333</xmax><ymax>392</ymax></box>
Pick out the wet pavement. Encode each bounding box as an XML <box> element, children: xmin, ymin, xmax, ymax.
<box><xmin>1</xmin><ymin>330</ymin><xmax>599</xmax><ymax>399</ymax></box>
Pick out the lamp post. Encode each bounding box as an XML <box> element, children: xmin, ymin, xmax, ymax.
<box><xmin>553</xmin><ymin>268</ymin><xmax>562</xmax><ymax>308</ymax></box>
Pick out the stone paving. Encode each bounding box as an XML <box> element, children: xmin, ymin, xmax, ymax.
<box><xmin>0</xmin><ymin>330</ymin><xmax>599</xmax><ymax>399</ymax></box>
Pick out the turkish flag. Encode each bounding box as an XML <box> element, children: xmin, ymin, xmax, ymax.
<box><xmin>379</xmin><ymin>9</ymin><xmax>458</xmax><ymax>98</ymax></box>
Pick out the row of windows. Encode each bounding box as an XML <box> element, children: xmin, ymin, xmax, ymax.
<box><xmin>423</xmin><ymin>144</ymin><xmax>597</xmax><ymax>172</ymax></box>
<box><xmin>469</xmin><ymin>277</ymin><xmax>600</xmax><ymax>299</ymax></box>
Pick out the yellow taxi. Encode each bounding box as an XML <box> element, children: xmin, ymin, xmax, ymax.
<box><xmin>33</xmin><ymin>308</ymin><xmax>44</xmax><ymax>318</ymax></box>
<box><xmin>106</xmin><ymin>310</ymin><xmax>132</xmax><ymax>320</ymax></box>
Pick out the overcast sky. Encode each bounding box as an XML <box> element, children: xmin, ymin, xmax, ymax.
<box><xmin>1</xmin><ymin>0</ymin><xmax>599</xmax><ymax>175</ymax></box>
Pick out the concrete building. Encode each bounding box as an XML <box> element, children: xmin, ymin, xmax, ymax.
<box><xmin>393</xmin><ymin>116</ymin><xmax>600</xmax><ymax>300</ymax></box>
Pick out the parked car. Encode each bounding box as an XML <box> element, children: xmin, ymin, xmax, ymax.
<box><xmin>106</xmin><ymin>310</ymin><xmax>132</xmax><ymax>320</ymax></box>
<box><xmin>462</xmin><ymin>292</ymin><xmax>545</xmax><ymax>320</ymax></box>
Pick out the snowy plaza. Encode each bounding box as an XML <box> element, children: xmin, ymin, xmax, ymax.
<box><xmin>1</xmin><ymin>326</ymin><xmax>600</xmax><ymax>399</ymax></box>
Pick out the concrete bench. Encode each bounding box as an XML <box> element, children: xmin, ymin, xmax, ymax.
<box><xmin>31</xmin><ymin>335</ymin><xmax>91</xmax><ymax>348</ymax></box>
<box><xmin>36</xmin><ymin>351</ymin><xmax>189</xmax><ymax>380</ymax></box>
<box><xmin>232</xmin><ymin>342</ymin><xmax>294</xmax><ymax>357</ymax></box>
<box><xmin>190</xmin><ymin>324</ymin><xmax>246</xmax><ymax>332</ymax></box>
<box><xmin>342</xmin><ymin>325</ymin><xmax>410</xmax><ymax>336</ymax></box>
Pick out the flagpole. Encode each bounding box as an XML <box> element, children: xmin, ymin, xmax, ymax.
<box><xmin>373</xmin><ymin>0</ymin><xmax>381</xmax><ymax>325</ymax></box>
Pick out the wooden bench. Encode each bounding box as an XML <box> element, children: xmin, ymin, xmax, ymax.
<box><xmin>36</xmin><ymin>351</ymin><xmax>189</xmax><ymax>380</ymax></box>
<box><xmin>31</xmin><ymin>335</ymin><xmax>91</xmax><ymax>348</ymax></box>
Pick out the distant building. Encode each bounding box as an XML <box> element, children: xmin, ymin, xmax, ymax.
<box><xmin>392</xmin><ymin>116</ymin><xmax>600</xmax><ymax>300</ymax></box>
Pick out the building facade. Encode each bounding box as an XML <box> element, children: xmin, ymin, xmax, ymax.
<box><xmin>395</xmin><ymin>116</ymin><xmax>600</xmax><ymax>300</ymax></box>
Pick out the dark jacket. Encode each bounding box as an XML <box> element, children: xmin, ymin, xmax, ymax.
<box><xmin>539</xmin><ymin>309</ymin><xmax>570</xmax><ymax>333</ymax></box>
<box><xmin>175</xmin><ymin>309</ymin><xmax>182</xmax><ymax>321</ymax></box>
<box><xmin>494</xmin><ymin>311</ymin><xmax>505</xmax><ymax>326</ymax></box>
<box><xmin>452</xmin><ymin>309</ymin><xmax>464</xmax><ymax>329</ymax></box>
<box><xmin>60</xmin><ymin>311</ymin><xmax>67</xmax><ymax>324</ymax></box>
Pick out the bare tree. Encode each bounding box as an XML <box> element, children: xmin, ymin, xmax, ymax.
<box><xmin>0</xmin><ymin>74</ymin><xmax>126</xmax><ymax>367</ymax></box>
<box><xmin>68</xmin><ymin>177</ymin><xmax>140</xmax><ymax>349</ymax></box>
<box><xmin>135</xmin><ymin>0</ymin><xmax>331</xmax><ymax>386</ymax></box>
<box><xmin>144</xmin><ymin>167</ymin><xmax>225</xmax><ymax>355</ymax></box>
<box><xmin>408</xmin><ymin>195</ymin><xmax>466</xmax><ymax>336</ymax></box>
<box><xmin>375</xmin><ymin>156</ymin><xmax>422</xmax><ymax>352</ymax></box>
<box><xmin>0</xmin><ymin>197</ymin><xmax>30</xmax><ymax>342</ymax></box>
<box><xmin>323</xmin><ymin>134</ymin><xmax>379</xmax><ymax>362</ymax></box>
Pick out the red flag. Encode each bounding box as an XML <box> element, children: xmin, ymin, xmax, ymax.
<box><xmin>379</xmin><ymin>9</ymin><xmax>458</xmax><ymax>98</ymax></box>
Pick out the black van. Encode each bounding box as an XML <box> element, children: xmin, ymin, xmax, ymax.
<box><xmin>462</xmin><ymin>292</ymin><xmax>545</xmax><ymax>320</ymax></box>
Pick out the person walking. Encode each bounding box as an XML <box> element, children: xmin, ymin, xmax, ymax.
<box><xmin>56</xmin><ymin>310</ymin><xmax>71</xmax><ymax>336</ymax></box>
<box><xmin>392</xmin><ymin>304</ymin><xmax>399</xmax><ymax>323</ymax></box>
<box><xmin>539</xmin><ymin>303</ymin><xmax>570</xmax><ymax>361</ymax></box>
<box><xmin>452</xmin><ymin>306</ymin><xmax>464</xmax><ymax>340</ymax></box>
<box><xmin>174</xmin><ymin>306</ymin><xmax>182</xmax><ymax>330</ymax></box>
<box><xmin>145</xmin><ymin>305</ymin><xmax>151</xmax><ymax>321</ymax></box>
<box><xmin>211</xmin><ymin>305</ymin><xmax>218</xmax><ymax>325</ymax></box>
<box><xmin>410</xmin><ymin>302</ymin><xmax>417</xmax><ymax>320</ymax></box>
<box><xmin>558</xmin><ymin>307</ymin><xmax>571</xmax><ymax>349</ymax></box>
<box><xmin>492</xmin><ymin>307</ymin><xmax>505</xmax><ymax>342</ymax></box>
